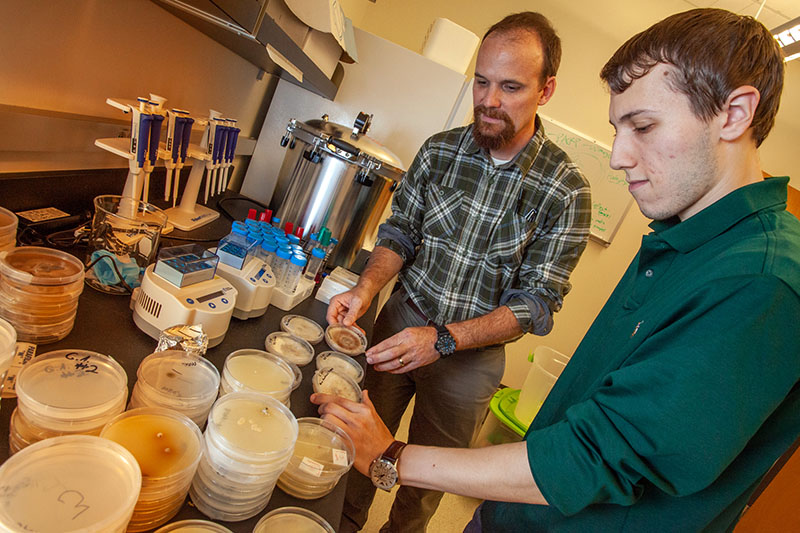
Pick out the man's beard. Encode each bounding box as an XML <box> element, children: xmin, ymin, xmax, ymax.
<box><xmin>472</xmin><ymin>106</ymin><xmax>516</xmax><ymax>151</ymax></box>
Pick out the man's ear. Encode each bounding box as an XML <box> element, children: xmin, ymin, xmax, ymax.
<box><xmin>538</xmin><ymin>77</ymin><xmax>557</xmax><ymax>106</ymax></box>
<box><xmin>719</xmin><ymin>85</ymin><xmax>760</xmax><ymax>142</ymax></box>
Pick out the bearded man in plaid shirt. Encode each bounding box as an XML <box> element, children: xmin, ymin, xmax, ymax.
<box><xmin>326</xmin><ymin>11</ymin><xmax>592</xmax><ymax>532</ymax></box>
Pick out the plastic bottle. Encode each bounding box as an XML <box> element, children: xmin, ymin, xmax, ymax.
<box><xmin>303</xmin><ymin>247</ymin><xmax>326</xmax><ymax>282</ymax></box>
<box><xmin>260</xmin><ymin>239</ymin><xmax>278</xmax><ymax>268</ymax></box>
<box><xmin>272</xmin><ymin>216</ymin><xmax>282</xmax><ymax>229</ymax></box>
<box><xmin>281</xmin><ymin>254</ymin><xmax>308</xmax><ymax>294</ymax></box>
<box><xmin>287</xmin><ymin>234</ymin><xmax>300</xmax><ymax>246</ymax></box>
<box><xmin>272</xmin><ymin>248</ymin><xmax>292</xmax><ymax>286</ymax></box>
<box><xmin>284</xmin><ymin>222</ymin><xmax>294</xmax><ymax>236</ymax></box>
<box><xmin>303</xmin><ymin>232</ymin><xmax>319</xmax><ymax>254</ymax></box>
<box><xmin>324</xmin><ymin>237</ymin><xmax>338</xmax><ymax>263</ymax></box>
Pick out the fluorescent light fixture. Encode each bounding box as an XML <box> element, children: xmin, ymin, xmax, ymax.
<box><xmin>772</xmin><ymin>17</ymin><xmax>800</xmax><ymax>63</ymax></box>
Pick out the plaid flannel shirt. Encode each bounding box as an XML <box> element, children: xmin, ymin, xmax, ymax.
<box><xmin>376</xmin><ymin>118</ymin><xmax>591</xmax><ymax>334</ymax></box>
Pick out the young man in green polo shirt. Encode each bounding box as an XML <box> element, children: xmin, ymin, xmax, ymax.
<box><xmin>314</xmin><ymin>8</ymin><xmax>800</xmax><ymax>532</ymax></box>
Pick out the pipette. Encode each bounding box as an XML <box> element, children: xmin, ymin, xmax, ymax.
<box><xmin>173</xmin><ymin>113</ymin><xmax>194</xmax><ymax>207</ymax></box>
<box><xmin>204</xmin><ymin>118</ymin><xmax>221</xmax><ymax>204</ymax></box>
<box><xmin>142</xmin><ymin>101</ymin><xmax>165</xmax><ymax>204</ymax></box>
<box><xmin>163</xmin><ymin>109</ymin><xmax>184</xmax><ymax>201</ymax></box>
<box><xmin>212</xmin><ymin>122</ymin><xmax>229</xmax><ymax>196</ymax></box>
<box><xmin>221</xmin><ymin>119</ymin><xmax>240</xmax><ymax>194</ymax></box>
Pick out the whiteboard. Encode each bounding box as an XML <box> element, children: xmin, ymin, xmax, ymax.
<box><xmin>540</xmin><ymin>114</ymin><xmax>634</xmax><ymax>246</ymax></box>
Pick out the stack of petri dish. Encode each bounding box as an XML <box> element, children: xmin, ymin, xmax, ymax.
<box><xmin>0</xmin><ymin>435</ymin><xmax>142</xmax><ymax>533</ymax></box>
<box><xmin>316</xmin><ymin>351</ymin><xmax>364</xmax><ymax>384</ymax></box>
<box><xmin>253</xmin><ymin>507</ymin><xmax>335</xmax><ymax>533</ymax></box>
<box><xmin>0</xmin><ymin>206</ymin><xmax>17</xmax><ymax>252</ymax></box>
<box><xmin>101</xmin><ymin>407</ymin><xmax>204</xmax><ymax>532</ymax></box>
<box><xmin>0</xmin><ymin>318</ymin><xmax>16</xmax><ymax>409</ymax></box>
<box><xmin>219</xmin><ymin>349</ymin><xmax>301</xmax><ymax>406</ymax></box>
<box><xmin>0</xmin><ymin>247</ymin><xmax>84</xmax><ymax>344</ymax></box>
<box><xmin>277</xmin><ymin>417</ymin><xmax>355</xmax><ymax>499</ymax></box>
<box><xmin>265</xmin><ymin>331</ymin><xmax>315</xmax><ymax>366</ymax></box>
<box><xmin>128</xmin><ymin>351</ymin><xmax>220</xmax><ymax>427</ymax></box>
<box><xmin>154</xmin><ymin>520</ymin><xmax>233</xmax><ymax>532</ymax></box>
<box><xmin>9</xmin><ymin>349</ymin><xmax>128</xmax><ymax>453</ymax></box>
<box><xmin>311</xmin><ymin>367</ymin><xmax>363</xmax><ymax>403</ymax></box>
<box><xmin>189</xmin><ymin>391</ymin><xmax>299</xmax><ymax>522</ymax></box>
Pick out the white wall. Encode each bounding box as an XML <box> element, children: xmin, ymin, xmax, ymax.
<box><xmin>0</xmin><ymin>0</ymin><xmax>277</xmax><ymax>182</ymax></box>
<box><xmin>349</xmin><ymin>0</ymin><xmax>800</xmax><ymax>387</ymax></box>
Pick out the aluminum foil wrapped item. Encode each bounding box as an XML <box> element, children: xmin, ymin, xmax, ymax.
<box><xmin>156</xmin><ymin>324</ymin><xmax>209</xmax><ymax>357</ymax></box>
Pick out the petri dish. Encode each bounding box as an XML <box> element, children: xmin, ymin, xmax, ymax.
<box><xmin>15</xmin><ymin>349</ymin><xmax>128</xmax><ymax>431</ymax></box>
<box><xmin>277</xmin><ymin>417</ymin><xmax>355</xmax><ymax>499</ymax></box>
<box><xmin>0</xmin><ymin>435</ymin><xmax>142</xmax><ymax>533</ymax></box>
<box><xmin>312</xmin><ymin>368</ymin><xmax>362</xmax><ymax>403</ymax></box>
<box><xmin>206</xmin><ymin>391</ymin><xmax>298</xmax><ymax>462</ymax></box>
<box><xmin>154</xmin><ymin>520</ymin><xmax>233</xmax><ymax>532</ymax></box>
<box><xmin>324</xmin><ymin>324</ymin><xmax>368</xmax><ymax>356</ymax></box>
<box><xmin>135</xmin><ymin>351</ymin><xmax>220</xmax><ymax>408</ymax></box>
<box><xmin>0</xmin><ymin>317</ymin><xmax>15</xmax><ymax>377</ymax></box>
<box><xmin>0</xmin><ymin>246</ymin><xmax>84</xmax><ymax>287</ymax></box>
<box><xmin>280</xmin><ymin>314</ymin><xmax>324</xmax><ymax>344</ymax></box>
<box><xmin>100</xmin><ymin>407</ymin><xmax>203</xmax><ymax>479</ymax></box>
<box><xmin>254</xmin><ymin>507</ymin><xmax>335</xmax><ymax>533</ymax></box>
<box><xmin>222</xmin><ymin>349</ymin><xmax>298</xmax><ymax>401</ymax></box>
<box><xmin>264</xmin><ymin>331</ymin><xmax>315</xmax><ymax>366</ymax></box>
<box><xmin>0</xmin><ymin>206</ymin><xmax>17</xmax><ymax>236</ymax></box>
<box><xmin>316</xmin><ymin>351</ymin><xmax>364</xmax><ymax>384</ymax></box>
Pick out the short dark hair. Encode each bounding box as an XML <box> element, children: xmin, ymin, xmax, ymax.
<box><xmin>484</xmin><ymin>12</ymin><xmax>562</xmax><ymax>84</ymax></box>
<box><xmin>600</xmin><ymin>8</ymin><xmax>784</xmax><ymax>147</ymax></box>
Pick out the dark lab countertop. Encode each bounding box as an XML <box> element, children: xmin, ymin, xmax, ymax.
<box><xmin>0</xmin><ymin>198</ymin><xmax>375</xmax><ymax>531</ymax></box>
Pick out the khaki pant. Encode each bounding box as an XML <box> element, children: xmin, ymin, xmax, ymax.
<box><xmin>341</xmin><ymin>287</ymin><xmax>505</xmax><ymax>533</ymax></box>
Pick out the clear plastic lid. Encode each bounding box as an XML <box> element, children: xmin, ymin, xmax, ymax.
<box><xmin>316</xmin><ymin>351</ymin><xmax>364</xmax><ymax>383</ymax></box>
<box><xmin>264</xmin><ymin>332</ymin><xmax>315</xmax><ymax>366</ymax></box>
<box><xmin>286</xmin><ymin>417</ymin><xmax>355</xmax><ymax>477</ymax></box>
<box><xmin>312</xmin><ymin>368</ymin><xmax>363</xmax><ymax>403</ymax></box>
<box><xmin>0</xmin><ymin>435</ymin><xmax>142</xmax><ymax>533</ymax></box>
<box><xmin>254</xmin><ymin>506</ymin><xmax>335</xmax><ymax>533</ymax></box>
<box><xmin>154</xmin><ymin>520</ymin><xmax>233</xmax><ymax>532</ymax></box>
<box><xmin>206</xmin><ymin>391</ymin><xmax>298</xmax><ymax>461</ymax></box>
<box><xmin>0</xmin><ymin>317</ymin><xmax>15</xmax><ymax>371</ymax></box>
<box><xmin>324</xmin><ymin>324</ymin><xmax>368</xmax><ymax>356</ymax></box>
<box><xmin>100</xmin><ymin>407</ymin><xmax>203</xmax><ymax>480</ymax></box>
<box><xmin>137</xmin><ymin>351</ymin><xmax>220</xmax><ymax>405</ymax></box>
<box><xmin>280</xmin><ymin>314</ymin><xmax>324</xmax><ymax>345</ymax></box>
<box><xmin>0</xmin><ymin>206</ymin><xmax>18</xmax><ymax>234</ymax></box>
<box><xmin>15</xmin><ymin>350</ymin><xmax>128</xmax><ymax>422</ymax></box>
<box><xmin>0</xmin><ymin>246</ymin><xmax>84</xmax><ymax>286</ymax></box>
<box><xmin>223</xmin><ymin>349</ymin><xmax>297</xmax><ymax>397</ymax></box>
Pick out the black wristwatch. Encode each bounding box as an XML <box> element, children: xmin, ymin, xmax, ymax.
<box><xmin>369</xmin><ymin>440</ymin><xmax>408</xmax><ymax>491</ymax></box>
<box><xmin>433</xmin><ymin>324</ymin><xmax>457</xmax><ymax>358</ymax></box>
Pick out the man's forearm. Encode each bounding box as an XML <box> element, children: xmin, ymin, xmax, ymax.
<box><xmin>447</xmin><ymin>305</ymin><xmax>524</xmax><ymax>350</ymax></box>
<box><xmin>399</xmin><ymin>441</ymin><xmax>547</xmax><ymax>505</ymax></box>
<box><xmin>356</xmin><ymin>245</ymin><xmax>404</xmax><ymax>301</ymax></box>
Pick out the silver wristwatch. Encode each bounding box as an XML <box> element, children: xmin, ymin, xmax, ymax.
<box><xmin>369</xmin><ymin>441</ymin><xmax>408</xmax><ymax>491</ymax></box>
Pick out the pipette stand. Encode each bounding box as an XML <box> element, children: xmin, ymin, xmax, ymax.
<box><xmin>163</xmin><ymin>148</ymin><xmax>220</xmax><ymax>231</ymax></box>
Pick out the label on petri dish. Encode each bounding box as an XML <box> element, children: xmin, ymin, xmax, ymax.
<box><xmin>332</xmin><ymin>449</ymin><xmax>349</xmax><ymax>467</ymax></box>
<box><xmin>1</xmin><ymin>342</ymin><xmax>38</xmax><ymax>399</ymax></box>
<box><xmin>299</xmin><ymin>456</ymin><xmax>325</xmax><ymax>477</ymax></box>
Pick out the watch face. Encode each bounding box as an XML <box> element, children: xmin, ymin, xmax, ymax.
<box><xmin>370</xmin><ymin>458</ymin><xmax>398</xmax><ymax>491</ymax></box>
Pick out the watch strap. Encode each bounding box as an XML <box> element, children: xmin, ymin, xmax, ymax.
<box><xmin>434</xmin><ymin>324</ymin><xmax>456</xmax><ymax>358</ymax></box>
<box><xmin>381</xmin><ymin>440</ymin><xmax>408</xmax><ymax>465</ymax></box>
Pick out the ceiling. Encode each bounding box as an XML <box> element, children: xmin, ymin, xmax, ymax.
<box><xmin>685</xmin><ymin>0</ymin><xmax>799</xmax><ymax>29</ymax></box>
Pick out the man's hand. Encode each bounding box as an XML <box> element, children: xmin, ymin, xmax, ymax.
<box><xmin>311</xmin><ymin>390</ymin><xmax>394</xmax><ymax>476</ymax></box>
<box><xmin>326</xmin><ymin>286</ymin><xmax>373</xmax><ymax>330</ymax></box>
<box><xmin>366</xmin><ymin>326</ymin><xmax>439</xmax><ymax>374</ymax></box>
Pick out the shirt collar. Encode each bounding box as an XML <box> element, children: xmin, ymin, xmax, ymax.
<box><xmin>463</xmin><ymin>115</ymin><xmax>546</xmax><ymax>175</ymax></box>
<box><xmin>649</xmin><ymin>177</ymin><xmax>790</xmax><ymax>253</ymax></box>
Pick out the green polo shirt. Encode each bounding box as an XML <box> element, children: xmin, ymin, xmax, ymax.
<box><xmin>482</xmin><ymin>177</ymin><xmax>800</xmax><ymax>531</ymax></box>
